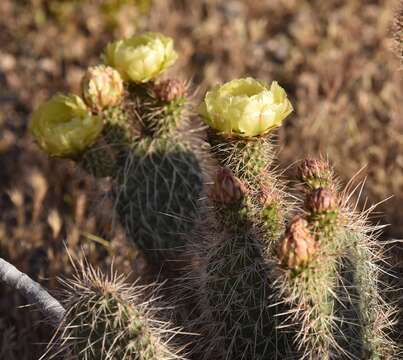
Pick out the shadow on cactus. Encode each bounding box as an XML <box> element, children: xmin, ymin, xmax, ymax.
<box><xmin>271</xmin><ymin>160</ymin><xmax>398</xmax><ymax>359</ymax></box>
<box><xmin>116</xmin><ymin>139</ymin><xmax>203</xmax><ymax>263</ymax></box>
<box><xmin>29</xmin><ymin>32</ymin><xmax>206</xmax><ymax>267</ymax></box>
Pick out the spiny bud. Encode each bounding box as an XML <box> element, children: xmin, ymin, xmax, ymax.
<box><xmin>154</xmin><ymin>79</ymin><xmax>186</xmax><ymax>102</ymax></box>
<box><xmin>298</xmin><ymin>158</ymin><xmax>333</xmax><ymax>189</ymax></box>
<box><xmin>277</xmin><ymin>217</ymin><xmax>317</xmax><ymax>269</ymax></box>
<box><xmin>81</xmin><ymin>65</ymin><xmax>124</xmax><ymax>113</ymax></box>
<box><xmin>211</xmin><ymin>167</ymin><xmax>245</xmax><ymax>205</ymax></box>
<box><xmin>305</xmin><ymin>188</ymin><xmax>338</xmax><ymax>213</ymax></box>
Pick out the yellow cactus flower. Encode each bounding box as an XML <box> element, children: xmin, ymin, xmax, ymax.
<box><xmin>200</xmin><ymin>78</ymin><xmax>293</xmax><ymax>137</ymax></box>
<box><xmin>81</xmin><ymin>65</ymin><xmax>124</xmax><ymax>113</ymax></box>
<box><xmin>104</xmin><ymin>32</ymin><xmax>177</xmax><ymax>83</ymax></box>
<box><xmin>29</xmin><ymin>95</ymin><xmax>103</xmax><ymax>158</ymax></box>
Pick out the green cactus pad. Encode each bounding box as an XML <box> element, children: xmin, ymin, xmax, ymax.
<box><xmin>116</xmin><ymin>138</ymin><xmax>203</xmax><ymax>264</ymax></box>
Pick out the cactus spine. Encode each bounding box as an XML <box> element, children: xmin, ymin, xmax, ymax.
<box><xmin>79</xmin><ymin>62</ymin><xmax>205</xmax><ymax>266</ymax></box>
<box><xmin>272</xmin><ymin>159</ymin><xmax>397</xmax><ymax>359</ymax></box>
<box><xmin>207</xmin><ymin>131</ymin><xmax>288</xmax><ymax>248</ymax></box>
<box><xmin>188</xmin><ymin>129</ymin><xmax>292</xmax><ymax>359</ymax></box>
<box><xmin>44</xmin><ymin>260</ymin><xmax>184</xmax><ymax>360</ymax></box>
<box><xmin>28</xmin><ymin>40</ymin><xmax>400</xmax><ymax>358</ymax></box>
<box><xmin>113</xmin><ymin>81</ymin><xmax>204</xmax><ymax>264</ymax></box>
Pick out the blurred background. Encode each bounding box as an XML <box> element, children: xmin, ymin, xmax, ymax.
<box><xmin>0</xmin><ymin>0</ymin><xmax>402</xmax><ymax>358</ymax></box>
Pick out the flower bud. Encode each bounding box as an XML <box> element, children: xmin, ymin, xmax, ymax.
<box><xmin>153</xmin><ymin>79</ymin><xmax>186</xmax><ymax>102</ymax></box>
<box><xmin>29</xmin><ymin>95</ymin><xmax>103</xmax><ymax>158</ymax></box>
<box><xmin>277</xmin><ymin>217</ymin><xmax>317</xmax><ymax>269</ymax></box>
<box><xmin>305</xmin><ymin>188</ymin><xmax>338</xmax><ymax>213</ymax></box>
<box><xmin>81</xmin><ymin>65</ymin><xmax>124</xmax><ymax>113</ymax></box>
<box><xmin>298</xmin><ymin>158</ymin><xmax>333</xmax><ymax>189</ymax></box>
<box><xmin>199</xmin><ymin>78</ymin><xmax>293</xmax><ymax>138</ymax></box>
<box><xmin>211</xmin><ymin>167</ymin><xmax>245</xmax><ymax>205</ymax></box>
<box><xmin>104</xmin><ymin>32</ymin><xmax>177</xmax><ymax>83</ymax></box>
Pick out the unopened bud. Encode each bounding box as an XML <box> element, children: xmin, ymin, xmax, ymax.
<box><xmin>277</xmin><ymin>217</ymin><xmax>317</xmax><ymax>269</ymax></box>
<box><xmin>154</xmin><ymin>79</ymin><xmax>186</xmax><ymax>102</ymax></box>
<box><xmin>81</xmin><ymin>65</ymin><xmax>124</xmax><ymax>113</ymax></box>
<box><xmin>211</xmin><ymin>167</ymin><xmax>245</xmax><ymax>205</ymax></box>
<box><xmin>298</xmin><ymin>158</ymin><xmax>333</xmax><ymax>189</ymax></box>
<box><xmin>305</xmin><ymin>188</ymin><xmax>338</xmax><ymax>213</ymax></box>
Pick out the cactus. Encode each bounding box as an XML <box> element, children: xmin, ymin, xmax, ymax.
<box><xmin>111</xmin><ymin>80</ymin><xmax>204</xmax><ymax>264</ymax></box>
<box><xmin>31</xmin><ymin>34</ymin><xmax>205</xmax><ymax>266</ymax></box>
<box><xmin>201</xmin><ymin>78</ymin><xmax>293</xmax><ymax>250</ymax></box>
<box><xmin>186</xmin><ymin>168</ymin><xmax>276</xmax><ymax>360</ymax></box>
<box><xmin>180</xmin><ymin>79</ymin><xmax>295</xmax><ymax>359</ymax></box>
<box><xmin>27</xmin><ymin>32</ymin><xmax>400</xmax><ymax>359</ymax></box>
<box><xmin>44</xmin><ymin>260</ymin><xmax>185</xmax><ymax>360</ymax></box>
<box><xmin>271</xmin><ymin>159</ymin><xmax>397</xmax><ymax>359</ymax></box>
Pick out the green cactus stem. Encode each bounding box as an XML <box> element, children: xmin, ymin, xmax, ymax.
<box><xmin>44</xmin><ymin>260</ymin><xmax>185</xmax><ymax>360</ymax></box>
<box><xmin>187</xmin><ymin>169</ymin><xmax>293</xmax><ymax>360</ymax></box>
<box><xmin>272</xmin><ymin>160</ymin><xmax>398</xmax><ymax>359</ymax></box>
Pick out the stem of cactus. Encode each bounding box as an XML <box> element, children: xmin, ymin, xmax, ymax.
<box><xmin>81</xmin><ymin>79</ymin><xmax>205</xmax><ymax>266</ymax></box>
<box><xmin>334</xmin><ymin>200</ymin><xmax>398</xmax><ymax>358</ymax></box>
<box><xmin>187</xmin><ymin>169</ymin><xmax>292</xmax><ymax>360</ymax></box>
<box><xmin>206</xmin><ymin>131</ymin><xmax>288</xmax><ymax>251</ymax></box>
<box><xmin>43</xmin><ymin>260</ymin><xmax>185</xmax><ymax>360</ymax></box>
<box><xmin>116</xmin><ymin>137</ymin><xmax>203</xmax><ymax>264</ymax></box>
<box><xmin>272</xmin><ymin>159</ymin><xmax>398</xmax><ymax>359</ymax></box>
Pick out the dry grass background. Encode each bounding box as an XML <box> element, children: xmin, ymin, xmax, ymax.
<box><xmin>0</xmin><ymin>0</ymin><xmax>402</xmax><ymax>358</ymax></box>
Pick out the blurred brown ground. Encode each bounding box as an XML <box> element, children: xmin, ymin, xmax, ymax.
<box><xmin>0</xmin><ymin>0</ymin><xmax>402</xmax><ymax>358</ymax></box>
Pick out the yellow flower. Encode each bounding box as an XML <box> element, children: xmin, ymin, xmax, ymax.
<box><xmin>104</xmin><ymin>32</ymin><xmax>177</xmax><ymax>83</ymax></box>
<box><xmin>81</xmin><ymin>65</ymin><xmax>124</xmax><ymax>113</ymax></box>
<box><xmin>29</xmin><ymin>95</ymin><xmax>103</xmax><ymax>158</ymax></box>
<box><xmin>200</xmin><ymin>78</ymin><xmax>293</xmax><ymax>137</ymax></box>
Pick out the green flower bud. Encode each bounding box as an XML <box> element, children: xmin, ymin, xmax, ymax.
<box><xmin>81</xmin><ymin>65</ymin><xmax>124</xmax><ymax>112</ymax></box>
<box><xmin>29</xmin><ymin>95</ymin><xmax>103</xmax><ymax>158</ymax></box>
<box><xmin>199</xmin><ymin>78</ymin><xmax>293</xmax><ymax>137</ymax></box>
<box><xmin>104</xmin><ymin>32</ymin><xmax>177</xmax><ymax>83</ymax></box>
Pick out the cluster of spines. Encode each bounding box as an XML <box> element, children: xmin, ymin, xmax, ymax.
<box><xmin>80</xmin><ymin>75</ymin><xmax>206</xmax><ymax>266</ymax></box>
<box><xmin>115</xmin><ymin>79</ymin><xmax>206</xmax><ymax>265</ymax></box>
<box><xmin>207</xmin><ymin>131</ymin><xmax>290</xmax><ymax>248</ymax></box>
<box><xmin>187</xmin><ymin>168</ymin><xmax>274</xmax><ymax>360</ymax></box>
<box><xmin>272</xmin><ymin>158</ymin><xmax>398</xmax><ymax>359</ymax></box>
<box><xmin>186</xmin><ymin>126</ymin><xmax>292</xmax><ymax>359</ymax></box>
<box><xmin>44</xmin><ymin>259</ymin><xmax>185</xmax><ymax>360</ymax></box>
